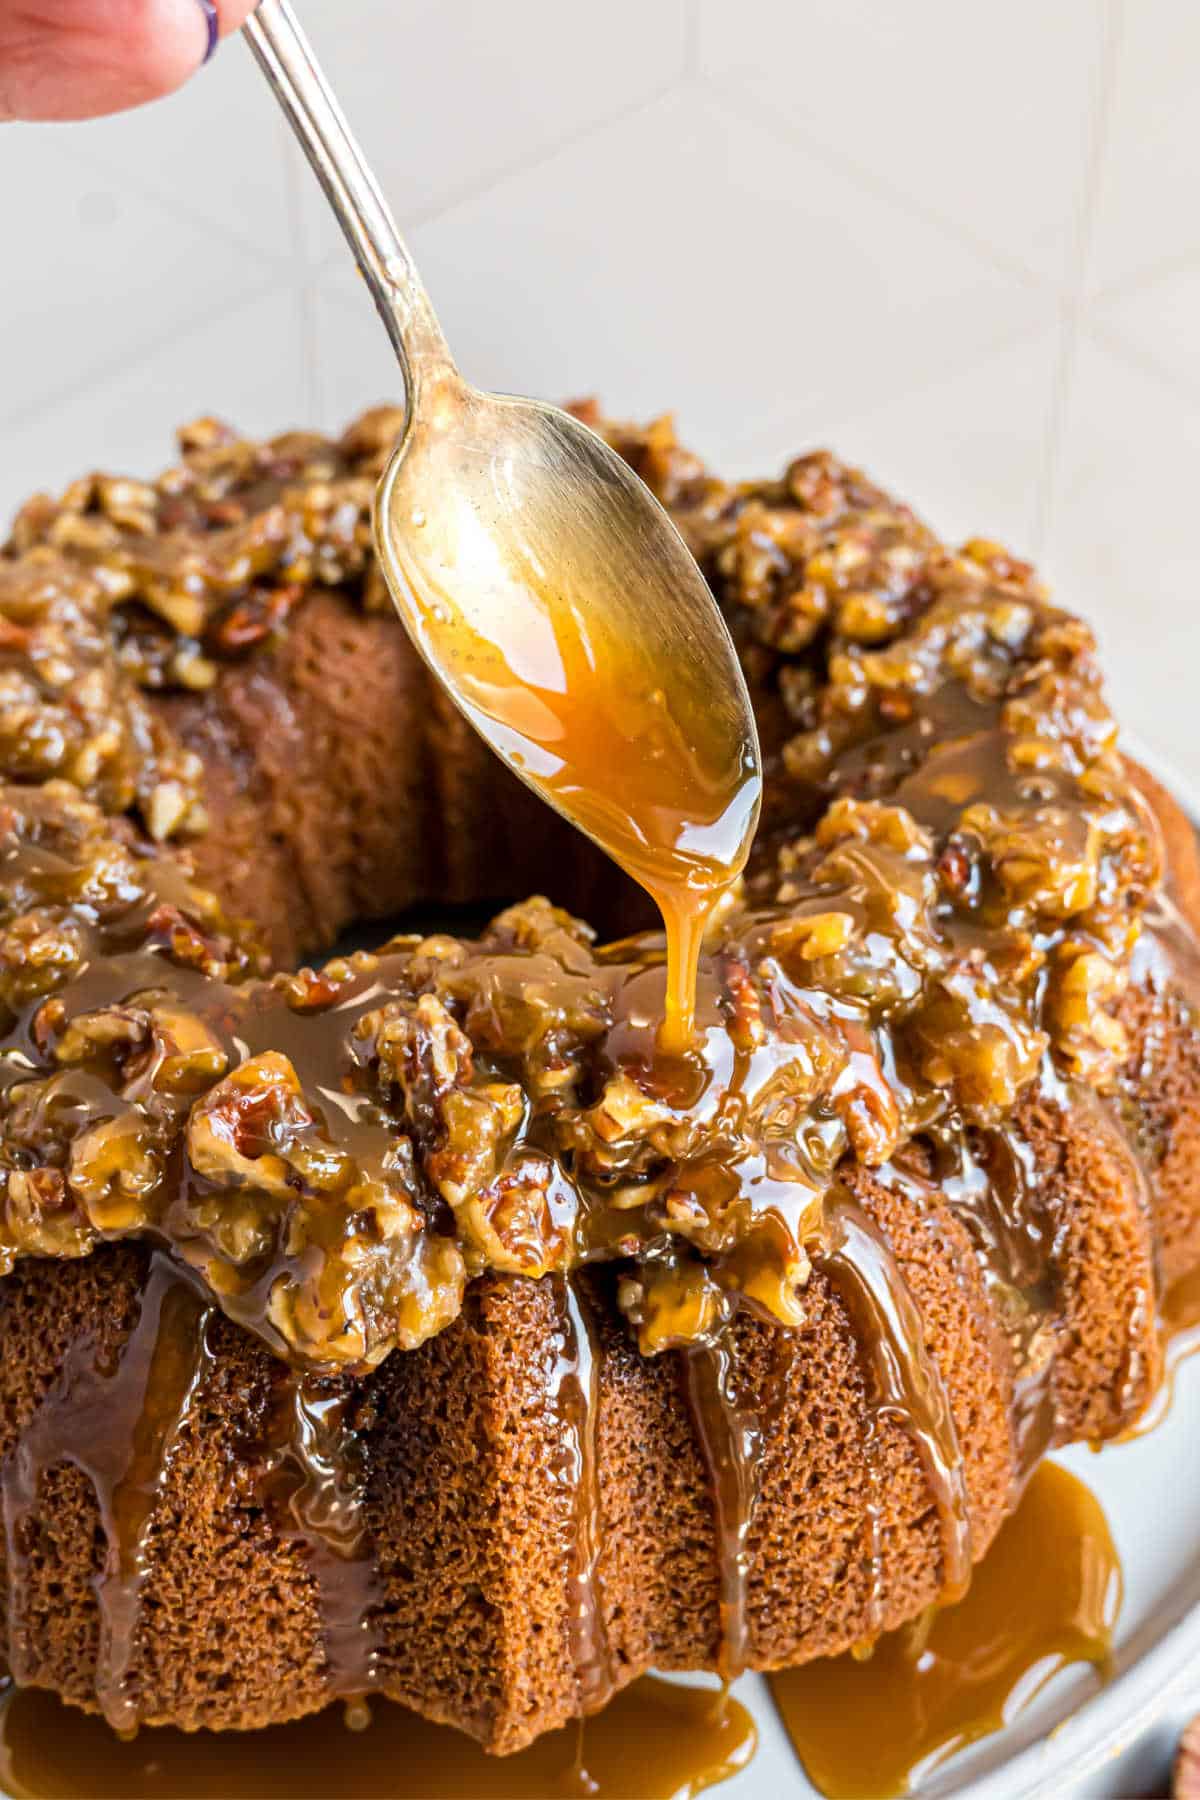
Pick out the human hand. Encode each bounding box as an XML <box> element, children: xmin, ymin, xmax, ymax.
<box><xmin>0</xmin><ymin>0</ymin><xmax>258</xmax><ymax>122</ymax></box>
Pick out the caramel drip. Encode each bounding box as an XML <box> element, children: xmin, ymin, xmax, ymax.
<box><xmin>818</xmin><ymin>1192</ymin><xmax>972</xmax><ymax>1614</ymax></box>
<box><xmin>906</xmin><ymin>1124</ymin><xmax>1062</xmax><ymax>1489</ymax></box>
<box><xmin>767</xmin><ymin>1460</ymin><xmax>1120</xmax><ymax>1800</ymax></box>
<box><xmin>682</xmin><ymin>1337</ymin><xmax>764</xmax><ymax>1682</ymax></box>
<box><xmin>1</xmin><ymin>1255</ymin><xmax>213</xmax><ymax>1731</ymax></box>
<box><xmin>255</xmin><ymin>1374</ymin><xmax>385</xmax><ymax>1699</ymax></box>
<box><xmin>549</xmin><ymin>1277</ymin><xmax>613</xmax><ymax>1713</ymax></box>
<box><xmin>0</xmin><ymin>1675</ymin><xmax>757</xmax><ymax>1800</ymax></box>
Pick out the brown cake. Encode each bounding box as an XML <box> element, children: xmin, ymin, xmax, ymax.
<box><xmin>0</xmin><ymin>403</ymin><xmax>1196</xmax><ymax>1755</ymax></box>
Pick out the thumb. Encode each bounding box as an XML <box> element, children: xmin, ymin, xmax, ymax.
<box><xmin>0</xmin><ymin>0</ymin><xmax>259</xmax><ymax>123</ymax></box>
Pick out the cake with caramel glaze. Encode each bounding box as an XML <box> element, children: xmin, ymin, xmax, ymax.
<box><xmin>0</xmin><ymin>403</ymin><xmax>1196</xmax><ymax>1756</ymax></box>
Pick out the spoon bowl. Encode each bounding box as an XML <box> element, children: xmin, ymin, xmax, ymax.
<box><xmin>375</xmin><ymin>371</ymin><xmax>762</xmax><ymax>924</ymax></box>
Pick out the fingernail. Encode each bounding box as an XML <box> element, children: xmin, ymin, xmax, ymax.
<box><xmin>197</xmin><ymin>0</ymin><xmax>220</xmax><ymax>63</ymax></box>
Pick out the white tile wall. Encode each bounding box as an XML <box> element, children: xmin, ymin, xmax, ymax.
<box><xmin>695</xmin><ymin>0</ymin><xmax>1108</xmax><ymax>289</ymax></box>
<box><xmin>1</xmin><ymin>0</ymin><xmax>1198</xmax><ymax>788</ymax></box>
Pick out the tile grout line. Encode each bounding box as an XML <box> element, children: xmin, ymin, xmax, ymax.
<box><xmin>821</xmin><ymin>319</ymin><xmax>1060</xmax><ymax>443</ymax></box>
<box><xmin>28</xmin><ymin>122</ymin><xmax>299</xmax><ymax>281</ymax></box>
<box><xmin>398</xmin><ymin>78</ymin><xmax>683</xmax><ymax>230</ymax></box>
<box><xmin>701</xmin><ymin>77</ymin><xmax>1054</xmax><ymax>298</ymax></box>
<box><xmin>709</xmin><ymin>317</ymin><xmax>1060</xmax><ymax>504</ymax></box>
<box><xmin>1029</xmin><ymin>0</ymin><xmax>1125</xmax><ymax>556</ymax></box>
<box><xmin>307</xmin><ymin>77</ymin><xmax>684</xmax><ymax>284</ymax></box>
<box><xmin>313</xmin><ymin>249</ymin><xmax>1053</xmax><ymax>496</ymax></box>
<box><xmin>1081</xmin><ymin>313</ymin><xmax>1200</xmax><ymax>412</ymax></box>
<box><xmin>0</xmin><ymin>274</ymin><xmax>293</xmax><ymax>442</ymax></box>
<box><xmin>1089</xmin><ymin>241</ymin><xmax>1200</xmax><ymax>309</ymax></box>
<box><xmin>681</xmin><ymin>0</ymin><xmax>700</xmax><ymax>79</ymax></box>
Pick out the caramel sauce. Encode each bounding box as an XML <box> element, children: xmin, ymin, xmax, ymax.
<box><xmin>768</xmin><ymin>1460</ymin><xmax>1120</xmax><ymax>1800</ymax></box>
<box><xmin>550</xmin><ymin>1276</ymin><xmax>614</xmax><ymax>1711</ymax></box>
<box><xmin>818</xmin><ymin>1190</ymin><xmax>972</xmax><ymax>1617</ymax></box>
<box><xmin>0</xmin><ymin>1676</ymin><xmax>755</xmax><ymax>1800</ymax></box>
<box><xmin>253</xmin><ymin>1372</ymin><xmax>385</xmax><ymax>1696</ymax></box>
<box><xmin>919</xmin><ymin>1126</ymin><xmax>1061</xmax><ymax>1484</ymax></box>
<box><xmin>402</xmin><ymin>581</ymin><xmax>761</xmax><ymax>1052</ymax></box>
<box><xmin>0</xmin><ymin>1254</ymin><xmax>389</xmax><ymax>1728</ymax></box>
<box><xmin>0</xmin><ymin>1254</ymin><xmax>214</xmax><ymax>1734</ymax></box>
<box><xmin>1161</xmin><ymin>1262</ymin><xmax>1200</xmax><ymax>1340</ymax></box>
<box><xmin>682</xmin><ymin>1340</ymin><xmax>765</xmax><ymax>1682</ymax></box>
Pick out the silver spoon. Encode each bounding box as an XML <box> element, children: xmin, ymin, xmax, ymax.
<box><xmin>242</xmin><ymin>0</ymin><xmax>762</xmax><ymax>1046</ymax></box>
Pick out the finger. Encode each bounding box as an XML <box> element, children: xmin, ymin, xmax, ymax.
<box><xmin>0</xmin><ymin>0</ymin><xmax>259</xmax><ymax>123</ymax></box>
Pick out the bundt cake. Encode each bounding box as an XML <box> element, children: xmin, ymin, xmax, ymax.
<box><xmin>0</xmin><ymin>402</ymin><xmax>1195</xmax><ymax>1757</ymax></box>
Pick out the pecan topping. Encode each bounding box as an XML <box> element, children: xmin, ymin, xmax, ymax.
<box><xmin>0</xmin><ymin>407</ymin><xmax>1168</xmax><ymax>1372</ymax></box>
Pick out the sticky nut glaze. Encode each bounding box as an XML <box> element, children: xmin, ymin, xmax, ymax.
<box><xmin>0</xmin><ymin>408</ymin><xmax>1167</xmax><ymax>1374</ymax></box>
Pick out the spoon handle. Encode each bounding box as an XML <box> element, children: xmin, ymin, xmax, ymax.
<box><xmin>242</xmin><ymin>0</ymin><xmax>455</xmax><ymax>406</ymax></box>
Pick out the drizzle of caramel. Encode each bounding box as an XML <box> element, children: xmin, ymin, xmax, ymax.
<box><xmin>549</xmin><ymin>1276</ymin><xmax>614</xmax><ymax>1711</ymax></box>
<box><xmin>680</xmin><ymin>1324</ymin><xmax>813</xmax><ymax>1684</ymax></box>
<box><xmin>0</xmin><ymin>1254</ymin><xmax>214</xmax><ymax>1733</ymax></box>
<box><xmin>768</xmin><ymin>1460</ymin><xmax>1120</xmax><ymax>1800</ymax></box>
<box><xmin>818</xmin><ymin>1190</ymin><xmax>973</xmax><ymax>1620</ymax></box>
<box><xmin>682</xmin><ymin>1338</ymin><xmax>768</xmax><ymax>1683</ymax></box>
<box><xmin>252</xmin><ymin>1370</ymin><xmax>385</xmax><ymax>1696</ymax></box>
<box><xmin>0</xmin><ymin>1676</ymin><xmax>755</xmax><ymax>1800</ymax></box>
<box><xmin>677</xmin><ymin>1183</ymin><xmax>981</xmax><ymax>1681</ymax></box>
<box><xmin>1162</xmin><ymin>1263</ymin><xmax>1200</xmax><ymax>1339</ymax></box>
<box><xmin>1</xmin><ymin>1252</ymin><xmax>387</xmax><ymax>1727</ymax></box>
<box><xmin>919</xmin><ymin>1125</ymin><xmax>1061</xmax><ymax>1484</ymax></box>
<box><xmin>405</xmin><ymin>579</ymin><xmax>761</xmax><ymax>1052</ymax></box>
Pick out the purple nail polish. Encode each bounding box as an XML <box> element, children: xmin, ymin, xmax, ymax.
<box><xmin>198</xmin><ymin>0</ymin><xmax>220</xmax><ymax>63</ymax></box>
